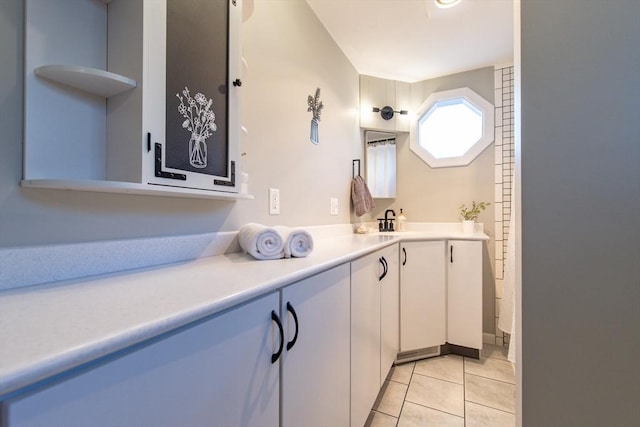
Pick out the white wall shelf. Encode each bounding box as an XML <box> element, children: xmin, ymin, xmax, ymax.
<box><xmin>20</xmin><ymin>179</ymin><xmax>254</xmax><ymax>201</ymax></box>
<box><xmin>34</xmin><ymin>65</ymin><xmax>136</xmax><ymax>98</ymax></box>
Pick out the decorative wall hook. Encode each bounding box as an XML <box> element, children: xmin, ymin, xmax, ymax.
<box><xmin>307</xmin><ymin>87</ymin><xmax>324</xmax><ymax>145</ymax></box>
<box><xmin>372</xmin><ymin>105</ymin><xmax>408</xmax><ymax>120</ymax></box>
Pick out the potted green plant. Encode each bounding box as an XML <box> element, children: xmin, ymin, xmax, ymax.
<box><xmin>459</xmin><ymin>201</ymin><xmax>490</xmax><ymax>234</ymax></box>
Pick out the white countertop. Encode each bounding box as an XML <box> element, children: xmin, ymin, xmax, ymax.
<box><xmin>0</xmin><ymin>227</ymin><xmax>487</xmax><ymax>398</ymax></box>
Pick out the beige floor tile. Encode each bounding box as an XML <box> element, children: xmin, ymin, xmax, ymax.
<box><xmin>405</xmin><ymin>373</ymin><xmax>464</xmax><ymax>417</ymax></box>
<box><xmin>398</xmin><ymin>401</ymin><xmax>464</xmax><ymax>427</ymax></box>
<box><xmin>388</xmin><ymin>362</ymin><xmax>415</xmax><ymax>384</ymax></box>
<box><xmin>465</xmin><ymin>356</ymin><xmax>515</xmax><ymax>384</ymax></box>
<box><xmin>481</xmin><ymin>343</ymin><xmax>509</xmax><ymax>361</ymax></box>
<box><xmin>374</xmin><ymin>380</ymin><xmax>408</xmax><ymax>417</ymax></box>
<box><xmin>465</xmin><ymin>401</ymin><xmax>515</xmax><ymax>427</ymax></box>
<box><xmin>465</xmin><ymin>374</ymin><xmax>516</xmax><ymax>413</ymax></box>
<box><xmin>365</xmin><ymin>410</ymin><xmax>398</xmax><ymax>427</ymax></box>
<box><xmin>413</xmin><ymin>355</ymin><xmax>464</xmax><ymax>384</ymax></box>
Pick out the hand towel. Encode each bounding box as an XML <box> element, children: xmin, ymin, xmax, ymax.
<box><xmin>238</xmin><ymin>223</ymin><xmax>284</xmax><ymax>260</ymax></box>
<box><xmin>274</xmin><ymin>226</ymin><xmax>314</xmax><ymax>258</ymax></box>
<box><xmin>351</xmin><ymin>175</ymin><xmax>375</xmax><ymax>217</ymax></box>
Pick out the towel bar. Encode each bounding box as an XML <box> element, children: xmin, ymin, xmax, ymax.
<box><xmin>352</xmin><ymin>159</ymin><xmax>361</xmax><ymax>178</ymax></box>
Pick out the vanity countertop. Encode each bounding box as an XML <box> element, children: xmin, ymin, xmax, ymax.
<box><xmin>0</xmin><ymin>227</ymin><xmax>488</xmax><ymax>398</ymax></box>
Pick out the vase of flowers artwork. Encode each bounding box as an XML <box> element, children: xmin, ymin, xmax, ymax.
<box><xmin>177</xmin><ymin>87</ymin><xmax>217</xmax><ymax>169</ymax></box>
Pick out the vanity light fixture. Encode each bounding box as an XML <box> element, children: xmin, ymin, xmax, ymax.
<box><xmin>435</xmin><ymin>0</ymin><xmax>461</xmax><ymax>9</ymax></box>
<box><xmin>372</xmin><ymin>106</ymin><xmax>408</xmax><ymax>120</ymax></box>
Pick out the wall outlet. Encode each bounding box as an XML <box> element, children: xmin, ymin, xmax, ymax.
<box><xmin>269</xmin><ymin>188</ymin><xmax>280</xmax><ymax>215</ymax></box>
<box><xmin>330</xmin><ymin>197</ymin><xmax>339</xmax><ymax>215</ymax></box>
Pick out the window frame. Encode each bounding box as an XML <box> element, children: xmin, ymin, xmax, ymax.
<box><xmin>410</xmin><ymin>87</ymin><xmax>495</xmax><ymax>168</ymax></box>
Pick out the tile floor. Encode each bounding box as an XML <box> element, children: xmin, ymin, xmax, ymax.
<box><xmin>366</xmin><ymin>344</ymin><xmax>515</xmax><ymax>427</ymax></box>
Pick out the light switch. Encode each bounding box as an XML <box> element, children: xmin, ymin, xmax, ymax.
<box><xmin>330</xmin><ymin>197</ymin><xmax>338</xmax><ymax>215</ymax></box>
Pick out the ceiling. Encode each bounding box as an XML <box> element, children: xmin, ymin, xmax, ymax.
<box><xmin>305</xmin><ymin>0</ymin><xmax>514</xmax><ymax>83</ymax></box>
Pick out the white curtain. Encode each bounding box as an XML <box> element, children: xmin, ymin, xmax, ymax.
<box><xmin>366</xmin><ymin>141</ymin><xmax>396</xmax><ymax>198</ymax></box>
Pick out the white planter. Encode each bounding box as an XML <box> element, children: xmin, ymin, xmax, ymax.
<box><xmin>462</xmin><ymin>220</ymin><xmax>475</xmax><ymax>234</ymax></box>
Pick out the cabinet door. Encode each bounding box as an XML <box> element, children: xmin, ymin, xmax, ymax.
<box><xmin>380</xmin><ymin>244</ymin><xmax>399</xmax><ymax>384</ymax></box>
<box><xmin>447</xmin><ymin>240</ymin><xmax>483</xmax><ymax>349</ymax></box>
<box><xmin>5</xmin><ymin>293</ymin><xmax>280</xmax><ymax>427</ymax></box>
<box><xmin>351</xmin><ymin>250</ymin><xmax>383</xmax><ymax>427</ymax></box>
<box><xmin>280</xmin><ymin>264</ymin><xmax>350</xmax><ymax>427</ymax></box>
<box><xmin>400</xmin><ymin>241</ymin><xmax>446</xmax><ymax>352</ymax></box>
<box><xmin>144</xmin><ymin>0</ymin><xmax>242</xmax><ymax>192</ymax></box>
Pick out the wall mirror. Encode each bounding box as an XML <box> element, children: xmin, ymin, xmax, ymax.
<box><xmin>410</xmin><ymin>87</ymin><xmax>494</xmax><ymax>168</ymax></box>
<box><xmin>365</xmin><ymin>130</ymin><xmax>396</xmax><ymax>198</ymax></box>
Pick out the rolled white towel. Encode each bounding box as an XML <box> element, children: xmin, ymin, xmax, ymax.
<box><xmin>274</xmin><ymin>226</ymin><xmax>314</xmax><ymax>258</ymax></box>
<box><xmin>238</xmin><ymin>223</ymin><xmax>284</xmax><ymax>260</ymax></box>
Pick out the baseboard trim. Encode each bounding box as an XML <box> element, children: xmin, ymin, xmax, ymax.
<box><xmin>395</xmin><ymin>346</ymin><xmax>441</xmax><ymax>364</ymax></box>
<box><xmin>483</xmin><ymin>333</ymin><xmax>496</xmax><ymax>344</ymax></box>
<box><xmin>441</xmin><ymin>343</ymin><xmax>480</xmax><ymax>359</ymax></box>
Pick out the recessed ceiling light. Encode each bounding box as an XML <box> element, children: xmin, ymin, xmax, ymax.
<box><xmin>435</xmin><ymin>0</ymin><xmax>461</xmax><ymax>9</ymax></box>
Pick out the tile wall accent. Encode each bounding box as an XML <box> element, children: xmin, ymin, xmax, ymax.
<box><xmin>494</xmin><ymin>66</ymin><xmax>515</xmax><ymax>346</ymax></box>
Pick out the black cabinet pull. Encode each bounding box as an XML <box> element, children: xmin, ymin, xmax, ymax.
<box><xmin>379</xmin><ymin>256</ymin><xmax>388</xmax><ymax>281</ymax></box>
<box><xmin>286</xmin><ymin>302</ymin><xmax>299</xmax><ymax>351</ymax></box>
<box><xmin>271</xmin><ymin>310</ymin><xmax>284</xmax><ymax>364</ymax></box>
<box><xmin>450</xmin><ymin>245</ymin><xmax>454</xmax><ymax>263</ymax></box>
<box><xmin>233</xmin><ymin>78</ymin><xmax>242</xmax><ymax>87</ymax></box>
<box><xmin>402</xmin><ymin>247</ymin><xmax>407</xmax><ymax>266</ymax></box>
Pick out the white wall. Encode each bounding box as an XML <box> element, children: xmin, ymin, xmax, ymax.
<box><xmin>0</xmin><ymin>0</ymin><xmax>360</xmax><ymax>248</ymax></box>
<box><xmin>359</xmin><ymin>67</ymin><xmax>496</xmax><ymax>226</ymax></box>
<box><xmin>520</xmin><ymin>0</ymin><xmax>640</xmax><ymax>424</ymax></box>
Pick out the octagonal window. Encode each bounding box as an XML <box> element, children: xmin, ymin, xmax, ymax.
<box><xmin>410</xmin><ymin>87</ymin><xmax>494</xmax><ymax>168</ymax></box>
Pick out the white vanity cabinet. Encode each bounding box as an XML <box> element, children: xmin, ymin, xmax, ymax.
<box><xmin>279</xmin><ymin>264</ymin><xmax>351</xmax><ymax>427</ymax></box>
<box><xmin>399</xmin><ymin>239</ymin><xmax>483</xmax><ymax>356</ymax></box>
<box><xmin>399</xmin><ymin>241</ymin><xmax>447</xmax><ymax>353</ymax></box>
<box><xmin>4</xmin><ymin>292</ymin><xmax>281</xmax><ymax>427</ymax></box>
<box><xmin>3</xmin><ymin>264</ymin><xmax>352</xmax><ymax>427</ymax></box>
<box><xmin>379</xmin><ymin>244</ymin><xmax>400</xmax><ymax>383</ymax></box>
<box><xmin>22</xmin><ymin>0</ymin><xmax>245</xmax><ymax>199</ymax></box>
<box><xmin>447</xmin><ymin>240</ymin><xmax>483</xmax><ymax>350</ymax></box>
<box><xmin>351</xmin><ymin>244</ymin><xmax>399</xmax><ymax>427</ymax></box>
